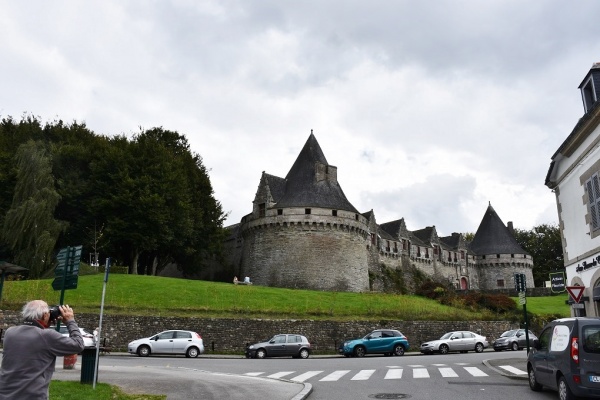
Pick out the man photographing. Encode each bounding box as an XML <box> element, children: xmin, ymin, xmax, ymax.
<box><xmin>0</xmin><ymin>300</ymin><xmax>85</xmax><ymax>399</ymax></box>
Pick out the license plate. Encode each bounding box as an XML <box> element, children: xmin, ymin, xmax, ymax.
<box><xmin>589</xmin><ymin>376</ymin><xmax>600</xmax><ymax>383</ymax></box>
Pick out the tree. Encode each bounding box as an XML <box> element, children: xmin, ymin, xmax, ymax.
<box><xmin>1</xmin><ymin>140</ymin><xmax>67</xmax><ymax>277</ymax></box>
<box><xmin>513</xmin><ymin>224</ymin><xmax>563</xmax><ymax>287</ymax></box>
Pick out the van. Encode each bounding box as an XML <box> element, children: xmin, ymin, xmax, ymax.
<box><xmin>527</xmin><ymin>317</ymin><xmax>600</xmax><ymax>399</ymax></box>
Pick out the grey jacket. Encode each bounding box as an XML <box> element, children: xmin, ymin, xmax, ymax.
<box><xmin>0</xmin><ymin>320</ymin><xmax>84</xmax><ymax>400</ymax></box>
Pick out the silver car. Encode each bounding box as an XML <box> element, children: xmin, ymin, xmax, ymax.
<box><xmin>420</xmin><ymin>331</ymin><xmax>489</xmax><ymax>354</ymax></box>
<box><xmin>128</xmin><ymin>330</ymin><xmax>204</xmax><ymax>358</ymax></box>
<box><xmin>53</xmin><ymin>325</ymin><xmax>95</xmax><ymax>347</ymax></box>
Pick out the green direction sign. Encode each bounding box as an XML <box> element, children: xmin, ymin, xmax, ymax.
<box><xmin>52</xmin><ymin>245</ymin><xmax>82</xmax><ymax>291</ymax></box>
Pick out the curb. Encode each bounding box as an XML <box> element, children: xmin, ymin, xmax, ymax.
<box><xmin>482</xmin><ymin>359</ymin><xmax>528</xmax><ymax>381</ymax></box>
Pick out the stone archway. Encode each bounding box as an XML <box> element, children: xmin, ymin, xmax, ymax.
<box><xmin>460</xmin><ymin>277</ymin><xmax>468</xmax><ymax>290</ymax></box>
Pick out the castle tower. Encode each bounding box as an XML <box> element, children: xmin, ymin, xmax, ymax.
<box><xmin>470</xmin><ymin>203</ymin><xmax>534</xmax><ymax>289</ymax></box>
<box><xmin>239</xmin><ymin>133</ymin><xmax>370</xmax><ymax>292</ymax></box>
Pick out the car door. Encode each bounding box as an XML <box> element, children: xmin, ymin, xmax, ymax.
<box><xmin>172</xmin><ymin>331</ymin><xmax>192</xmax><ymax>354</ymax></box>
<box><xmin>365</xmin><ymin>331</ymin><xmax>383</xmax><ymax>352</ymax></box>
<box><xmin>515</xmin><ymin>329</ymin><xmax>526</xmax><ymax>347</ymax></box>
<box><xmin>462</xmin><ymin>332</ymin><xmax>476</xmax><ymax>350</ymax></box>
<box><xmin>448</xmin><ymin>332</ymin><xmax>463</xmax><ymax>351</ymax></box>
<box><xmin>267</xmin><ymin>335</ymin><xmax>288</xmax><ymax>356</ymax></box>
<box><xmin>153</xmin><ymin>331</ymin><xmax>176</xmax><ymax>354</ymax></box>
<box><xmin>283</xmin><ymin>335</ymin><xmax>302</xmax><ymax>356</ymax></box>
<box><xmin>381</xmin><ymin>331</ymin><xmax>396</xmax><ymax>352</ymax></box>
<box><xmin>530</xmin><ymin>326</ymin><xmax>553</xmax><ymax>387</ymax></box>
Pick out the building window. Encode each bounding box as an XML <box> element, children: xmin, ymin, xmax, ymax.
<box><xmin>305</xmin><ymin>208</ymin><xmax>311</xmax><ymax>215</ymax></box>
<box><xmin>425</xmin><ymin>248</ymin><xmax>429</xmax><ymax>258</ymax></box>
<box><xmin>332</xmin><ymin>210</ymin><xmax>337</xmax><ymax>216</ymax></box>
<box><xmin>497</xmin><ymin>254</ymin><xmax>501</xmax><ymax>258</ymax></box>
<box><xmin>371</xmin><ymin>233</ymin><xmax>376</xmax><ymax>245</ymax></box>
<box><xmin>355</xmin><ymin>214</ymin><xmax>359</xmax><ymax>221</ymax></box>
<box><xmin>461</xmin><ymin>250</ymin><xmax>465</xmax><ymax>260</ymax></box>
<box><xmin>394</xmin><ymin>242</ymin><xmax>398</xmax><ymax>253</ymax></box>
<box><xmin>386</xmin><ymin>240</ymin><xmax>390</xmax><ymax>252</ymax></box>
<box><xmin>402</xmin><ymin>239</ymin><xmax>407</xmax><ymax>250</ymax></box>
<box><xmin>497</xmin><ymin>279</ymin><xmax>505</xmax><ymax>287</ymax></box>
<box><xmin>259</xmin><ymin>203</ymin><xmax>265</xmax><ymax>217</ymax></box>
<box><xmin>277</xmin><ymin>209</ymin><xmax>283</xmax><ymax>215</ymax></box>
<box><xmin>511</xmin><ymin>254</ymin><xmax>514</xmax><ymax>258</ymax></box>
<box><xmin>586</xmin><ymin>173</ymin><xmax>600</xmax><ymax>231</ymax></box>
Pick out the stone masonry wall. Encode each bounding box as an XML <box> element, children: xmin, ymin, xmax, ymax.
<box><xmin>0</xmin><ymin>311</ymin><xmax>514</xmax><ymax>354</ymax></box>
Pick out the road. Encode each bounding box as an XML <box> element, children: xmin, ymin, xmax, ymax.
<box><xmin>45</xmin><ymin>349</ymin><xmax>565</xmax><ymax>400</ymax></box>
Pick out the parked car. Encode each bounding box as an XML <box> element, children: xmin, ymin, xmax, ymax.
<box><xmin>338</xmin><ymin>329</ymin><xmax>409</xmax><ymax>357</ymax></box>
<box><xmin>528</xmin><ymin>317</ymin><xmax>600</xmax><ymax>400</ymax></box>
<box><xmin>246</xmin><ymin>334</ymin><xmax>311</xmax><ymax>359</ymax></box>
<box><xmin>493</xmin><ymin>329</ymin><xmax>537</xmax><ymax>351</ymax></box>
<box><xmin>128</xmin><ymin>330</ymin><xmax>204</xmax><ymax>358</ymax></box>
<box><xmin>52</xmin><ymin>325</ymin><xmax>95</xmax><ymax>347</ymax></box>
<box><xmin>420</xmin><ymin>331</ymin><xmax>489</xmax><ymax>354</ymax></box>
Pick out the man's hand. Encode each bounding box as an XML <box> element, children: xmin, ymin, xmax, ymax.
<box><xmin>59</xmin><ymin>305</ymin><xmax>75</xmax><ymax>322</ymax></box>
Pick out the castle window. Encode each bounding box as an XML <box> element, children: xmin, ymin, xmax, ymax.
<box><xmin>332</xmin><ymin>210</ymin><xmax>337</xmax><ymax>216</ymax></box>
<box><xmin>402</xmin><ymin>239</ymin><xmax>407</xmax><ymax>250</ymax></box>
<box><xmin>511</xmin><ymin>254</ymin><xmax>514</xmax><ymax>258</ymax></box>
<box><xmin>482</xmin><ymin>255</ymin><xmax>486</xmax><ymax>260</ymax></box>
<box><xmin>355</xmin><ymin>214</ymin><xmax>359</xmax><ymax>221</ymax></box>
<box><xmin>434</xmin><ymin>246</ymin><xmax>438</xmax><ymax>255</ymax></box>
<box><xmin>386</xmin><ymin>240</ymin><xmax>390</xmax><ymax>252</ymax></box>
<box><xmin>371</xmin><ymin>233</ymin><xmax>376</xmax><ymax>244</ymax></box>
<box><xmin>394</xmin><ymin>242</ymin><xmax>398</xmax><ymax>253</ymax></box>
<box><xmin>425</xmin><ymin>248</ymin><xmax>429</xmax><ymax>258</ymax></box>
<box><xmin>259</xmin><ymin>203</ymin><xmax>266</xmax><ymax>217</ymax></box>
<box><xmin>497</xmin><ymin>279</ymin><xmax>505</xmax><ymax>288</ymax></box>
<box><xmin>305</xmin><ymin>208</ymin><xmax>311</xmax><ymax>215</ymax></box>
<box><xmin>497</xmin><ymin>254</ymin><xmax>501</xmax><ymax>258</ymax></box>
<box><xmin>461</xmin><ymin>251</ymin><xmax>465</xmax><ymax>260</ymax></box>
<box><xmin>277</xmin><ymin>209</ymin><xmax>283</xmax><ymax>215</ymax></box>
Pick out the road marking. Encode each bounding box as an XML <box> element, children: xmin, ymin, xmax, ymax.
<box><xmin>351</xmin><ymin>370</ymin><xmax>376</xmax><ymax>380</ymax></box>
<box><xmin>498</xmin><ymin>365</ymin><xmax>527</xmax><ymax>375</ymax></box>
<box><xmin>413</xmin><ymin>368</ymin><xmax>430</xmax><ymax>378</ymax></box>
<box><xmin>408</xmin><ymin>365</ymin><xmax>425</xmax><ymax>368</ymax></box>
<box><xmin>320</xmin><ymin>370</ymin><xmax>350</xmax><ymax>381</ymax></box>
<box><xmin>464</xmin><ymin>367</ymin><xmax>488</xmax><ymax>377</ymax></box>
<box><xmin>268</xmin><ymin>371</ymin><xmax>295</xmax><ymax>379</ymax></box>
<box><xmin>439</xmin><ymin>367</ymin><xmax>459</xmax><ymax>377</ymax></box>
<box><xmin>384</xmin><ymin>369</ymin><xmax>403</xmax><ymax>379</ymax></box>
<box><xmin>432</xmin><ymin>364</ymin><xmax>447</xmax><ymax>366</ymax></box>
<box><xmin>291</xmin><ymin>371</ymin><xmax>323</xmax><ymax>382</ymax></box>
<box><xmin>244</xmin><ymin>372</ymin><xmax>264</xmax><ymax>376</ymax></box>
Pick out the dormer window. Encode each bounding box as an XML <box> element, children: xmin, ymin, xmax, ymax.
<box><xmin>579</xmin><ymin>63</ymin><xmax>600</xmax><ymax>114</ymax></box>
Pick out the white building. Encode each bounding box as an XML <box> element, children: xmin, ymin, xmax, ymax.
<box><xmin>546</xmin><ymin>62</ymin><xmax>600</xmax><ymax>316</ymax></box>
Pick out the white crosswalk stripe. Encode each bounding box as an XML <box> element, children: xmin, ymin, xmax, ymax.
<box><xmin>413</xmin><ymin>368</ymin><xmax>430</xmax><ymax>378</ymax></box>
<box><xmin>351</xmin><ymin>370</ymin><xmax>376</xmax><ymax>380</ymax></box>
<box><xmin>464</xmin><ymin>367</ymin><xmax>488</xmax><ymax>377</ymax></box>
<box><xmin>291</xmin><ymin>371</ymin><xmax>324</xmax><ymax>382</ymax></box>
<box><xmin>267</xmin><ymin>371</ymin><xmax>295</xmax><ymax>379</ymax></box>
<box><xmin>498</xmin><ymin>365</ymin><xmax>527</xmax><ymax>375</ymax></box>
<box><xmin>244</xmin><ymin>372</ymin><xmax>264</xmax><ymax>376</ymax></box>
<box><xmin>439</xmin><ymin>367</ymin><xmax>458</xmax><ymax>377</ymax></box>
<box><xmin>320</xmin><ymin>370</ymin><xmax>351</xmax><ymax>381</ymax></box>
<box><xmin>384</xmin><ymin>369</ymin><xmax>403</xmax><ymax>379</ymax></box>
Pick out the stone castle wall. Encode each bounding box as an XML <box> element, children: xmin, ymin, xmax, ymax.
<box><xmin>0</xmin><ymin>311</ymin><xmax>515</xmax><ymax>354</ymax></box>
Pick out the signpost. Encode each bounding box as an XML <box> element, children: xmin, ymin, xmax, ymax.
<box><xmin>51</xmin><ymin>246</ymin><xmax>82</xmax><ymax>330</ymax></box>
<box><xmin>514</xmin><ymin>273</ymin><xmax>530</xmax><ymax>353</ymax></box>
<box><xmin>550</xmin><ymin>271</ymin><xmax>566</xmax><ymax>293</ymax></box>
<box><xmin>567</xmin><ymin>286</ymin><xmax>585</xmax><ymax>304</ymax></box>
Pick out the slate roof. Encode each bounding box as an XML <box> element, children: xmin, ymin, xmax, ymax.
<box><xmin>274</xmin><ymin>133</ymin><xmax>359</xmax><ymax>212</ymax></box>
<box><xmin>263</xmin><ymin>173</ymin><xmax>287</xmax><ymax>202</ymax></box>
<box><xmin>380</xmin><ymin>219</ymin><xmax>404</xmax><ymax>239</ymax></box>
<box><xmin>469</xmin><ymin>203</ymin><xmax>529</xmax><ymax>256</ymax></box>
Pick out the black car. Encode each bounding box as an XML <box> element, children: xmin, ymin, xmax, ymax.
<box><xmin>245</xmin><ymin>334</ymin><xmax>311</xmax><ymax>359</ymax></box>
<box><xmin>493</xmin><ymin>329</ymin><xmax>537</xmax><ymax>351</ymax></box>
<box><xmin>528</xmin><ymin>317</ymin><xmax>600</xmax><ymax>399</ymax></box>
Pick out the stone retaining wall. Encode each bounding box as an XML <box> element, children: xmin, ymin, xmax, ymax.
<box><xmin>0</xmin><ymin>311</ymin><xmax>515</xmax><ymax>354</ymax></box>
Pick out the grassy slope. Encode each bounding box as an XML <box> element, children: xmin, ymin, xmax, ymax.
<box><xmin>1</xmin><ymin>274</ymin><xmax>570</xmax><ymax>321</ymax></box>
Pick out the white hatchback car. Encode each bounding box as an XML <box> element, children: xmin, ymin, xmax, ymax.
<box><xmin>128</xmin><ymin>330</ymin><xmax>204</xmax><ymax>358</ymax></box>
<box><xmin>420</xmin><ymin>331</ymin><xmax>489</xmax><ymax>354</ymax></box>
<box><xmin>53</xmin><ymin>325</ymin><xmax>96</xmax><ymax>347</ymax></box>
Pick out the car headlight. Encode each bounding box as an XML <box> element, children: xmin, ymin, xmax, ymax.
<box><xmin>248</xmin><ymin>345</ymin><xmax>255</xmax><ymax>349</ymax></box>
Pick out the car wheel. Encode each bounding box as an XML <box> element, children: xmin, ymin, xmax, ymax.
<box><xmin>256</xmin><ymin>349</ymin><xmax>267</xmax><ymax>359</ymax></box>
<box><xmin>137</xmin><ymin>345</ymin><xmax>150</xmax><ymax>357</ymax></box>
<box><xmin>475</xmin><ymin>343</ymin><xmax>484</xmax><ymax>353</ymax></box>
<box><xmin>354</xmin><ymin>346</ymin><xmax>366</xmax><ymax>357</ymax></box>
<box><xmin>393</xmin><ymin>345</ymin><xmax>405</xmax><ymax>356</ymax></box>
<box><xmin>528</xmin><ymin>366</ymin><xmax>542</xmax><ymax>391</ymax></box>
<box><xmin>299</xmin><ymin>349</ymin><xmax>310</xmax><ymax>359</ymax></box>
<box><xmin>511</xmin><ymin>342</ymin><xmax>519</xmax><ymax>351</ymax></box>
<box><xmin>558</xmin><ymin>376</ymin><xmax>576</xmax><ymax>400</ymax></box>
<box><xmin>439</xmin><ymin>344</ymin><xmax>449</xmax><ymax>355</ymax></box>
<box><xmin>186</xmin><ymin>347</ymin><xmax>199</xmax><ymax>358</ymax></box>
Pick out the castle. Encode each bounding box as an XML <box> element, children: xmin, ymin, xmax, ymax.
<box><xmin>223</xmin><ymin>133</ymin><xmax>534</xmax><ymax>293</ymax></box>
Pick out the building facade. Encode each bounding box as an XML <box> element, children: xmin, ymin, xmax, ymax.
<box><xmin>546</xmin><ymin>62</ymin><xmax>600</xmax><ymax>316</ymax></box>
<box><xmin>224</xmin><ymin>133</ymin><xmax>534</xmax><ymax>293</ymax></box>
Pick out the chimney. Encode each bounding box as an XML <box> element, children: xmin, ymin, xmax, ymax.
<box><xmin>507</xmin><ymin>221</ymin><xmax>514</xmax><ymax>235</ymax></box>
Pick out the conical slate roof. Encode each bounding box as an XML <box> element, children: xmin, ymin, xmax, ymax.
<box><xmin>275</xmin><ymin>133</ymin><xmax>359</xmax><ymax>212</ymax></box>
<box><xmin>469</xmin><ymin>203</ymin><xmax>529</xmax><ymax>255</ymax></box>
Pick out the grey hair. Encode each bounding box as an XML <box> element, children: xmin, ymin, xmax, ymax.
<box><xmin>21</xmin><ymin>300</ymin><xmax>49</xmax><ymax>321</ymax></box>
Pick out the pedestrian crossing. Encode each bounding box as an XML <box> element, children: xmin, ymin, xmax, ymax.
<box><xmin>243</xmin><ymin>363</ymin><xmax>527</xmax><ymax>382</ymax></box>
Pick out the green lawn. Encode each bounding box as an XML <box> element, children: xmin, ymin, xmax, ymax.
<box><xmin>0</xmin><ymin>274</ymin><xmax>570</xmax><ymax>321</ymax></box>
<box><xmin>511</xmin><ymin>293</ymin><xmax>570</xmax><ymax>317</ymax></box>
<box><xmin>49</xmin><ymin>381</ymin><xmax>164</xmax><ymax>400</ymax></box>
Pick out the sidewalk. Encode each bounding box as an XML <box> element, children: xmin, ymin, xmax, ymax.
<box><xmin>483</xmin><ymin>356</ymin><xmax>529</xmax><ymax>380</ymax></box>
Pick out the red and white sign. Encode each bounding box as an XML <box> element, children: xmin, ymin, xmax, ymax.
<box><xmin>567</xmin><ymin>286</ymin><xmax>585</xmax><ymax>303</ymax></box>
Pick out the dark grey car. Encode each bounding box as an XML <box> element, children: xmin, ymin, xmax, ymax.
<box><xmin>245</xmin><ymin>334</ymin><xmax>311</xmax><ymax>359</ymax></box>
<box><xmin>493</xmin><ymin>329</ymin><xmax>537</xmax><ymax>351</ymax></box>
<box><xmin>528</xmin><ymin>317</ymin><xmax>600</xmax><ymax>400</ymax></box>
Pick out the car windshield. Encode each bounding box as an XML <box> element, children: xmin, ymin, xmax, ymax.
<box><xmin>501</xmin><ymin>330</ymin><xmax>517</xmax><ymax>338</ymax></box>
<box><xmin>440</xmin><ymin>332</ymin><xmax>454</xmax><ymax>340</ymax></box>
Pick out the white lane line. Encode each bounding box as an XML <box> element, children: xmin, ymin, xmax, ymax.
<box><xmin>244</xmin><ymin>372</ymin><xmax>264</xmax><ymax>376</ymax></box>
<box><xmin>385</xmin><ymin>369</ymin><xmax>403</xmax><ymax>379</ymax></box>
<box><xmin>320</xmin><ymin>370</ymin><xmax>351</xmax><ymax>381</ymax></box>
<box><xmin>498</xmin><ymin>365</ymin><xmax>527</xmax><ymax>375</ymax></box>
<box><xmin>464</xmin><ymin>367</ymin><xmax>488</xmax><ymax>377</ymax></box>
<box><xmin>268</xmin><ymin>371</ymin><xmax>295</xmax><ymax>379</ymax></box>
<box><xmin>291</xmin><ymin>371</ymin><xmax>324</xmax><ymax>382</ymax></box>
<box><xmin>413</xmin><ymin>368</ymin><xmax>430</xmax><ymax>378</ymax></box>
<box><xmin>351</xmin><ymin>370</ymin><xmax>376</xmax><ymax>380</ymax></box>
<box><xmin>439</xmin><ymin>367</ymin><xmax>459</xmax><ymax>378</ymax></box>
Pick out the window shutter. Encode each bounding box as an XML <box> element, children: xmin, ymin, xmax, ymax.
<box><xmin>594</xmin><ymin>174</ymin><xmax>600</xmax><ymax>231</ymax></box>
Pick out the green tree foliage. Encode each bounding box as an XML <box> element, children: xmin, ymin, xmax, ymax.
<box><xmin>513</xmin><ymin>224</ymin><xmax>563</xmax><ymax>287</ymax></box>
<box><xmin>2</xmin><ymin>140</ymin><xmax>67</xmax><ymax>277</ymax></box>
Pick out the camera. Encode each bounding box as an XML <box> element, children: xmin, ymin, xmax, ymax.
<box><xmin>48</xmin><ymin>305</ymin><xmax>62</xmax><ymax>322</ymax></box>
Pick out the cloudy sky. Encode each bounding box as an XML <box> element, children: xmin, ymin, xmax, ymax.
<box><xmin>2</xmin><ymin>1</ymin><xmax>600</xmax><ymax>236</ymax></box>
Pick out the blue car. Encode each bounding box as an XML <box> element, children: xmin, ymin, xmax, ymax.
<box><xmin>338</xmin><ymin>329</ymin><xmax>409</xmax><ymax>357</ymax></box>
